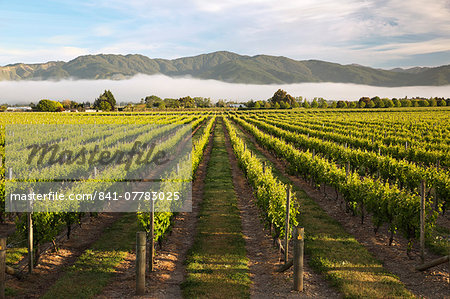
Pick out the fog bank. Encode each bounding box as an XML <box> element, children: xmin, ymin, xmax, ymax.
<box><xmin>1</xmin><ymin>74</ymin><xmax>449</xmax><ymax>104</ymax></box>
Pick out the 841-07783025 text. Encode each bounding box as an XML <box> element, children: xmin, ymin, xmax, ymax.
<box><xmin>9</xmin><ymin>191</ymin><xmax>182</xmax><ymax>202</ymax></box>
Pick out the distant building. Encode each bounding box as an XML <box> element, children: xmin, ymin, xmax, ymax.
<box><xmin>84</xmin><ymin>109</ymin><xmax>98</xmax><ymax>112</ymax></box>
<box><xmin>6</xmin><ymin>106</ymin><xmax>32</xmax><ymax>112</ymax></box>
<box><xmin>229</xmin><ymin>104</ymin><xmax>246</xmax><ymax>108</ymax></box>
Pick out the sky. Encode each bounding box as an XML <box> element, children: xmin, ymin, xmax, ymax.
<box><xmin>1</xmin><ymin>0</ymin><xmax>449</xmax><ymax>68</ymax></box>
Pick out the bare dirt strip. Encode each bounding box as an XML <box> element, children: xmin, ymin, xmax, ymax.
<box><xmin>97</xmin><ymin>122</ymin><xmax>216</xmax><ymax>298</ymax></box>
<box><xmin>236</xmin><ymin>121</ymin><xmax>449</xmax><ymax>299</ymax></box>
<box><xmin>222</xmin><ymin>119</ymin><xmax>342</xmax><ymax>299</ymax></box>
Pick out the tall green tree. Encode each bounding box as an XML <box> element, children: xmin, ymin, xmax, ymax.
<box><xmin>384</xmin><ymin>98</ymin><xmax>394</xmax><ymax>108</ymax></box>
<box><xmin>284</xmin><ymin>94</ymin><xmax>296</xmax><ymax>106</ymax></box>
<box><xmin>371</xmin><ymin>96</ymin><xmax>384</xmax><ymax>108</ymax></box>
<box><xmin>164</xmin><ymin>98</ymin><xmax>180</xmax><ymax>108</ymax></box>
<box><xmin>318</xmin><ymin>98</ymin><xmax>328</xmax><ymax>108</ymax></box>
<box><xmin>271</xmin><ymin>89</ymin><xmax>296</xmax><ymax>106</ymax></box>
<box><xmin>144</xmin><ymin>95</ymin><xmax>163</xmax><ymax>108</ymax></box>
<box><xmin>94</xmin><ymin>90</ymin><xmax>116</xmax><ymax>111</ymax></box>
<box><xmin>99</xmin><ymin>101</ymin><xmax>112</xmax><ymax>111</ymax></box>
<box><xmin>348</xmin><ymin>101</ymin><xmax>357</xmax><ymax>108</ymax></box>
<box><xmin>215</xmin><ymin>99</ymin><xmax>226</xmax><ymax>107</ymax></box>
<box><xmin>419</xmin><ymin>99</ymin><xmax>429</xmax><ymax>107</ymax></box>
<box><xmin>302</xmin><ymin>99</ymin><xmax>310</xmax><ymax>108</ymax></box>
<box><xmin>401</xmin><ymin>99</ymin><xmax>412</xmax><ymax>107</ymax></box>
<box><xmin>178</xmin><ymin>96</ymin><xmax>195</xmax><ymax>108</ymax></box>
<box><xmin>437</xmin><ymin>99</ymin><xmax>446</xmax><ymax>106</ymax></box>
<box><xmin>36</xmin><ymin>99</ymin><xmax>64</xmax><ymax>112</ymax></box>
<box><xmin>194</xmin><ymin>97</ymin><xmax>212</xmax><ymax>108</ymax></box>
<box><xmin>271</xmin><ymin>89</ymin><xmax>287</xmax><ymax>104</ymax></box>
<box><xmin>337</xmin><ymin>100</ymin><xmax>347</xmax><ymax>108</ymax></box>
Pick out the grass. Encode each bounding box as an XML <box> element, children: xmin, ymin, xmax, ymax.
<box><xmin>181</xmin><ymin>119</ymin><xmax>251</xmax><ymax>298</ymax></box>
<box><xmin>5</xmin><ymin>287</ymin><xmax>19</xmax><ymax>297</ymax></box>
<box><xmin>6</xmin><ymin>247</ymin><xmax>27</xmax><ymax>265</ymax></box>
<box><xmin>5</xmin><ymin>222</ymin><xmax>33</xmax><ymax>267</ymax></box>
<box><xmin>42</xmin><ymin>213</ymin><xmax>138</xmax><ymax>299</ymax></box>
<box><xmin>231</xmin><ymin>120</ymin><xmax>415</xmax><ymax>298</ymax></box>
<box><xmin>192</xmin><ymin>117</ymin><xmax>208</xmax><ymax>142</ymax></box>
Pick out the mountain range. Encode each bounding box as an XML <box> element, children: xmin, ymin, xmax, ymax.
<box><xmin>1</xmin><ymin>51</ymin><xmax>449</xmax><ymax>86</ymax></box>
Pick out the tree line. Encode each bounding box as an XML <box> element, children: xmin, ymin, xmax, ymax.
<box><xmin>243</xmin><ymin>89</ymin><xmax>449</xmax><ymax>109</ymax></box>
<box><xmin>3</xmin><ymin>89</ymin><xmax>448</xmax><ymax>112</ymax></box>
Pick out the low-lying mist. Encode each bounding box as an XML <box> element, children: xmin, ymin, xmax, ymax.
<box><xmin>1</xmin><ymin>74</ymin><xmax>449</xmax><ymax>105</ymax></box>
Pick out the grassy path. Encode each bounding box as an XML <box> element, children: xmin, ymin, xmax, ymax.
<box><xmin>41</xmin><ymin>213</ymin><xmax>138</xmax><ymax>298</ymax></box>
<box><xmin>182</xmin><ymin>119</ymin><xmax>250</xmax><ymax>298</ymax></box>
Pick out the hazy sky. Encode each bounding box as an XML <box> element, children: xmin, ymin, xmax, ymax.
<box><xmin>1</xmin><ymin>0</ymin><xmax>449</xmax><ymax>68</ymax></box>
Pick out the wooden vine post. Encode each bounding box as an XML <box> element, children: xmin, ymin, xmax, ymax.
<box><xmin>27</xmin><ymin>194</ymin><xmax>33</xmax><ymax>274</ymax></box>
<box><xmin>0</xmin><ymin>237</ymin><xmax>5</xmax><ymax>299</ymax></box>
<box><xmin>284</xmin><ymin>187</ymin><xmax>291</xmax><ymax>264</ymax></box>
<box><xmin>150</xmin><ymin>200</ymin><xmax>155</xmax><ymax>272</ymax></box>
<box><xmin>136</xmin><ymin>232</ymin><xmax>146</xmax><ymax>295</ymax></box>
<box><xmin>293</xmin><ymin>227</ymin><xmax>304</xmax><ymax>292</ymax></box>
<box><xmin>28</xmin><ymin>212</ymin><xmax>33</xmax><ymax>273</ymax></box>
<box><xmin>420</xmin><ymin>180</ymin><xmax>426</xmax><ymax>263</ymax></box>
